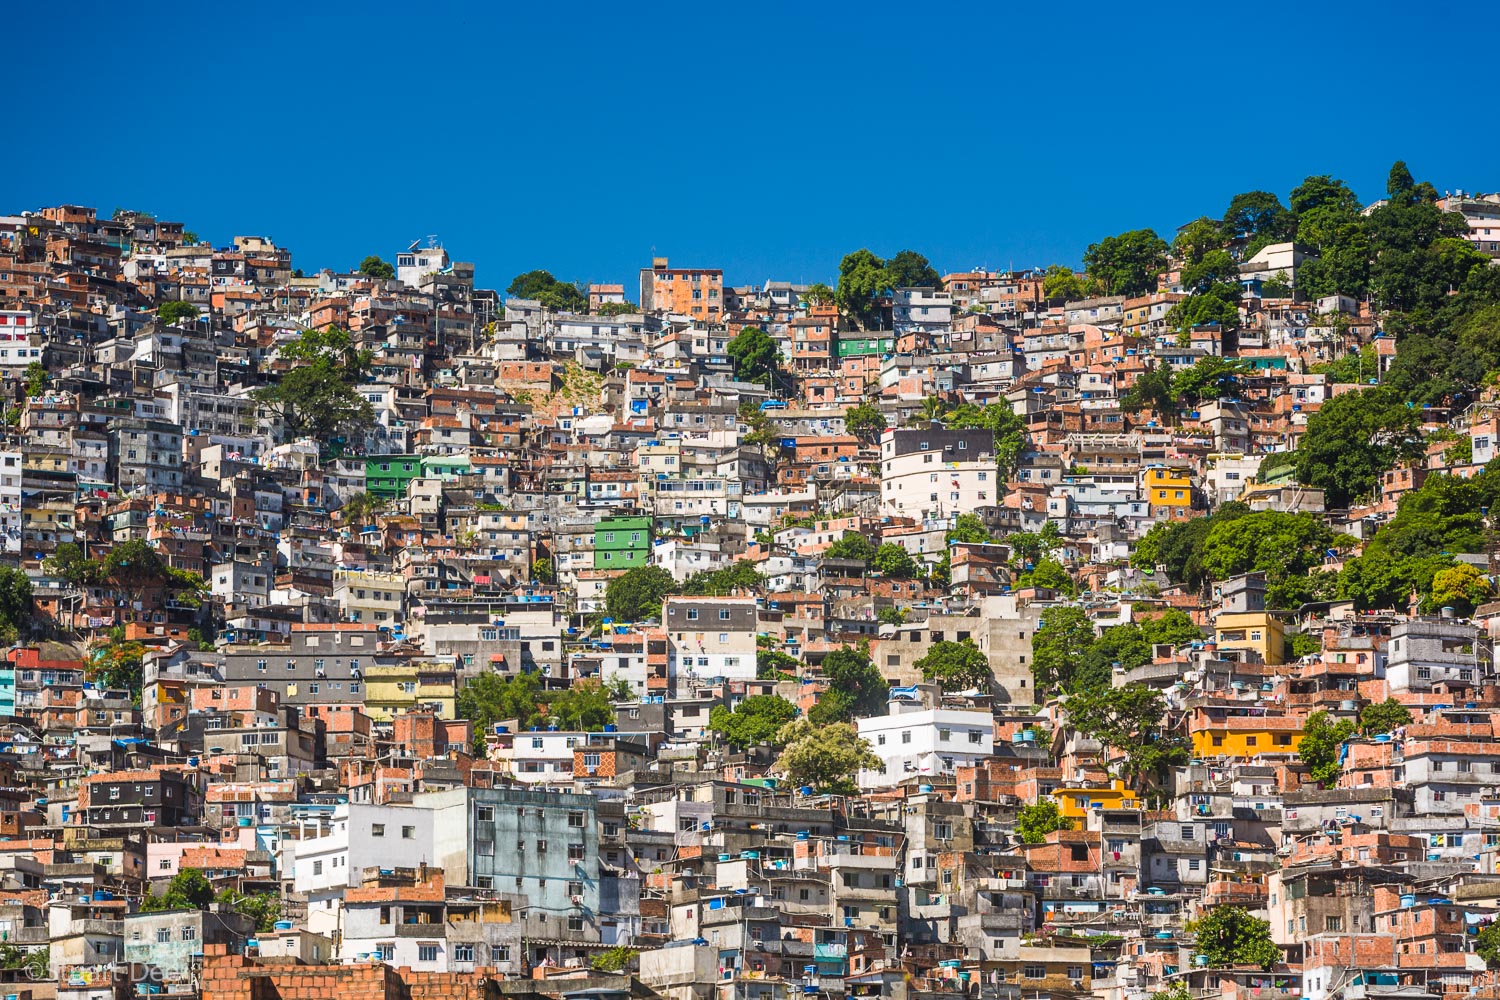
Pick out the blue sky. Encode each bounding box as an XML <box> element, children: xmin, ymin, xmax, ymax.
<box><xmin>5</xmin><ymin>1</ymin><xmax>1492</xmax><ymax>291</ymax></box>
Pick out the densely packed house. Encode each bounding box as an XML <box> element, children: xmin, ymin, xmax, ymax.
<box><xmin>5</xmin><ymin>177</ymin><xmax>1500</xmax><ymax>1000</ymax></box>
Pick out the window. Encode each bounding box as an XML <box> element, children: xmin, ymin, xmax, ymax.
<box><xmin>1024</xmin><ymin>966</ymin><xmax>1046</xmax><ymax>980</ymax></box>
<box><xmin>1067</xmin><ymin>967</ymin><xmax>1084</xmax><ymax>981</ymax></box>
<box><xmin>371</xmin><ymin>824</ymin><xmax>385</xmax><ymax>838</ymax></box>
<box><xmin>686</xmin><ymin>609</ymin><xmax>698</xmax><ymax>621</ymax></box>
<box><xmin>377</xmin><ymin>944</ymin><xmax>394</xmax><ymax>962</ymax></box>
<box><xmin>1326</xmin><ymin>916</ymin><xmax>1343</xmax><ymax>932</ymax></box>
<box><xmin>157</xmin><ymin>928</ymin><xmax>170</xmax><ymax>943</ymax></box>
<box><xmin>313</xmin><ymin>860</ymin><xmax>323</xmax><ymax>876</ymax></box>
<box><xmin>454</xmin><ymin>945</ymin><xmax>474</xmax><ymax>963</ymax></box>
<box><xmin>568</xmin><ymin>811</ymin><xmax>586</xmax><ymax>827</ymax></box>
<box><xmin>418</xmin><ymin>944</ymin><xmax>439</xmax><ymax>962</ymax></box>
<box><xmin>969</xmin><ymin>730</ymin><xmax>982</xmax><ymax>744</ymax></box>
<box><xmin>402</xmin><ymin>826</ymin><xmax>415</xmax><ymax>839</ymax></box>
<box><xmin>939</xmin><ymin>728</ymin><xmax>951</xmax><ymax>742</ymax></box>
<box><xmin>568</xmin><ymin>843</ymin><xmax>586</xmax><ymax>862</ymax></box>
<box><xmin>182</xmin><ymin>926</ymin><xmax>196</xmax><ymax>941</ymax></box>
<box><xmin>568</xmin><ymin>915</ymin><xmax>584</xmax><ymax>931</ymax></box>
<box><xmin>477</xmin><ymin>806</ymin><xmax>494</xmax><ymax>822</ymax></box>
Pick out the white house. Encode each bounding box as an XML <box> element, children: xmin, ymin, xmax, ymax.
<box><xmin>857</xmin><ymin>688</ymin><xmax>994</xmax><ymax>789</ymax></box>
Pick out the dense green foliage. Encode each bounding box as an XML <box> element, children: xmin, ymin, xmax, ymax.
<box><xmin>1297</xmin><ymin>710</ymin><xmax>1356</xmax><ymax>787</ymax></box>
<box><xmin>773</xmin><ymin>719</ymin><xmax>880</xmax><ymax>794</ymax></box>
<box><xmin>1017</xmin><ymin>800</ymin><xmax>1071</xmax><ymax>844</ymax></box>
<box><xmin>709</xmin><ymin>695</ymin><xmax>800</xmax><ymax>748</ymax></box>
<box><xmin>915</xmin><ymin>639</ymin><xmax>992</xmax><ymax>692</ymax></box>
<box><xmin>604</xmin><ymin>565</ymin><xmax>679</xmax><ymax>621</ymax></box>
<box><xmin>1065</xmin><ymin>683</ymin><xmax>1190</xmax><ymax>782</ymax></box>
<box><xmin>727</xmin><ymin>326</ymin><xmax>785</xmax><ymax>390</ymax></box>
<box><xmin>1359</xmin><ymin>697</ymin><xmax>1412</xmax><ymax>735</ymax></box>
<box><xmin>457</xmin><ymin>672</ymin><xmax>616</xmax><ymax>753</ymax></box>
<box><xmin>358</xmin><ymin>255</ymin><xmax>395</xmax><ymax>279</ymax></box>
<box><xmin>683</xmin><ymin>560</ymin><xmax>765</xmax><ymax>596</ymax></box>
<box><xmin>252</xmin><ymin>327</ymin><xmax>375</xmax><ymax>446</ymax></box>
<box><xmin>1293</xmin><ymin>387</ymin><xmax>1424</xmax><ymax>508</ymax></box>
<box><xmin>834</xmin><ymin>248</ymin><xmax>941</xmax><ymax>326</ymax></box>
<box><xmin>508</xmin><ymin>270</ymin><xmax>587</xmax><ymax>312</ymax></box>
<box><xmin>1191</xmin><ymin>906</ymin><xmax>1282</xmax><ymax>970</ymax></box>
<box><xmin>826</xmin><ymin>531</ymin><xmax>879</xmax><ymax>565</ymax></box>
<box><xmin>845</xmin><ymin>402</ymin><xmax>886</xmax><ymax>443</ymax></box>
<box><xmin>808</xmin><ymin>645</ymin><xmax>889</xmax><ymax>724</ymax></box>
<box><xmin>1083</xmin><ymin>229</ymin><xmax>1169</xmax><ymax>297</ymax></box>
<box><xmin>157</xmin><ymin>300</ymin><xmax>199</xmax><ymax>326</ymax></box>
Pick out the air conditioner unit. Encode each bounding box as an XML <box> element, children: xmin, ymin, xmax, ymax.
<box><xmin>571</xmin><ymin>895</ymin><xmax>584</xmax><ymax>905</ymax></box>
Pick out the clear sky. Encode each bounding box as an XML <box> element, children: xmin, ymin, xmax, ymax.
<box><xmin>5</xmin><ymin>1</ymin><xmax>1493</xmax><ymax>291</ymax></box>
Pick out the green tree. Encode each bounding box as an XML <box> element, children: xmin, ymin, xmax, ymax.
<box><xmin>1064</xmin><ymin>683</ymin><xmax>1188</xmax><ymax>783</ymax></box>
<box><xmin>773</xmin><ymin>719</ymin><xmax>880</xmax><ymax>794</ymax></box>
<box><xmin>545</xmin><ymin>679</ymin><xmax>616</xmax><ymax>731</ymax></box>
<box><xmin>1476</xmin><ymin>923</ymin><xmax>1500</xmax><ymax>965</ymax></box>
<box><xmin>1427</xmin><ymin>562</ymin><xmax>1492</xmax><ymax>615</ymax></box>
<box><xmin>531</xmin><ymin>557</ymin><xmax>555</xmax><ymax>585</ymax></box>
<box><xmin>507</xmin><ymin>270</ymin><xmax>587</xmax><ymax>312</ymax></box>
<box><xmin>709</xmin><ymin>694</ymin><xmax>799</xmax><ymax>749</ymax></box>
<box><xmin>604</xmin><ymin>565</ymin><xmax>679</xmax><ymax>622</ymax></box>
<box><xmin>726</xmin><ymin>326</ymin><xmax>785</xmax><ymax>390</ymax></box>
<box><xmin>1083</xmin><ymin>229</ymin><xmax>1169</xmax><ymax>297</ymax></box>
<box><xmin>1260</xmin><ymin>270</ymin><xmax>1293</xmax><ymax>299</ymax></box>
<box><xmin>883</xmin><ymin>249</ymin><xmax>942</xmax><ymax>289</ymax></box>
<box><xmin>340</xmin><ymin>492</ymin><xmax>385</xmax><ymax>526</ymax></box>
<box><xmin>24</xmin><ymin>360</ymin><xmax>48</xmax><ymax>398</ymax></box>
<box><xmin>157</xmin><ymin>300</ymin><xmax>199</xmax><ymax>326</ymax></box>
<box><xmin>873</xmin><ymin>543</ymin><xmax>919</xmax><ymax>579</ymax></box>
<box><xmin>836</xmin><ymin>249</ymin><xmax>888</xmax><ymax>327</ymax></box>
<box><xmin>89</xmin><ymin>638</ymin><xmax>145</xmax><ymax>693</ymax></box>
<box><xmin>1289</xmin><ymin>175</ymin><xmax>1360</xmax><ymax>217</ymax></box>
<box><xmin>1042</xmin><ymin>264</ymin><xmax>1097</xmax><ymax>303</ymax></box>
<box><xmin>1197</xmin><ymin>510</ymin><xmax>1338</xmax><ymax>609</ymax></box>
<box><xmin>947</xmin><ymin>513</ymin><xmax>996</xmax><ymax>546</ymax></box>
<box><xmin>1222</xmin><ymin>190</ymin><xmax>1295</xmax><ymax>258</ymax></box>
<box><xmin>457</xmin><ymin>671</ymin><xmax>544</xmax><ymax>753</ymax></box>
<box><xmin>1017</xmin><ymin>800</ymin><xmax>1071</xmax><ymax>844</ymax></box>
<box><xmin>597</xmin><ymin>301</ymin><xmax>638</xmax><ymax>317</ymax></box>
<box><xmin>845</xmin><ymin>402</ymin><xmax>887</xmax><ymax>444</ymax></box>
<box><xmin>0</xmin><ymin>566</ymin><xmax>33</xmax><ymax>641</ymax></box>
<box><xmin>941</xmin><ymin>401</ymin><xmax>1027</xmax><ymax>474</ymax></box>
<box><xmin>1360</xmin><ymin>697</ymin><xmax>1412</xmax><ymax>736</ymax></box>
<box><xmin>1171</xmin><ymin>356</ymin><xmax>1249</xmax><ymax>408</ymax></box>
<box><xmin>590</xmin><ymin>946</ymin><xmax>640</xmax><ymax>973</ymax></box>
<box><xmin>1021</xmin><ymin>557</ymin><xmax>1075</xmax><ymax>596</ymax></box>
<box><xmin>826</xmin><ymin>531</ymin><xmax>878</xmax><ymax>565</ymax></box>
<box><xmin>809</xmin><ymin>644</ymin><xmax>889</xmax><ymax>724</ymax></box>
<box><xmin>1031</xmin><ymin>606</ymin><xmax>1096</xmax><ymax>694</ymax></box>
<box><xmin>915</xmin><ymin>639</ymin><xmax>992</xmax><ymax>692</ymax></box>
<box><xmin>142</xmin><ymin>868</ymin><xmax>216</xmax><ymax>911</ymax></box>
<box><xmin>1190</xmin><ymin>906</ymin><xmax>1282</xmax><ymax>970</ymax></box>
<box><xmin>802</xmin><ymin>282</ymin><xmax>835</xmax><ymax>307</ymax></box>
<box><xmin>758</xmin><ymin>648</ymin><xmax>802</xmax><ymax>680</ymax></box>
<box><xmin>252</xmin><ymin>328</ymin><xmax>375</xmax><ymax>446</ymax></box>
<box><xmin>1297</xmin><ymin>710</ymin><xmax>1356</xmax><ymax>788</ymax></box>
<box><xmin>358</xmin><ymin>255</ymin><xmax>395</xmax><ymax>279</ymax></box>
<box><xmin>1293</xmin><ymin>387</ymin><xmax>1424</xmax><ymax>508</ymax></box>
<box><xmin>220</xmin><ymin>889</ymin><xmax>283</xmax><ymax>932</ymax></box>
<box><xmin>683</xmin><ymin>560</ymin><xmax>764</xmax><ymax>596</ymax></box>
<box><xmin>1120</xmin><ymin>366</ymin><xmax>1176</xmax><ymax>421</ymax></box>
<box><xmin>1172</xmin><ymin>218</ymin><xmax>1228</xmax><ymax>269</ymax></box>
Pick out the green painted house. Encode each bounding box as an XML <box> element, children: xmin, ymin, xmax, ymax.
<box><xmin>594</xmin><ymin>516</ymin><xmax>653</xmax><ymax>569</ymax></box>
<box><xmin>365</xmin><ymin>455</ymin><xmax>422</xmax><ymax>499</ymax></box>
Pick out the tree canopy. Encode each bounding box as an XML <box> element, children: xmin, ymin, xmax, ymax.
<box><xmin>1297</xmin><ymin>710</ymin><xmax>1356</xmax><ymax>788</ymax></box>
<box><xmin>1017</xmin><ymin>800</ymin><xmax>1071</xmax><ymax>844</ymax></box>
<box><xmin>808</xmin><ymin>645</ymin><xmax>889</xmax><ymax>724</ymax></box>
<box><xmin>1083</xmin><ymin>229</ymin><xmax>1170</xmax><ymax>297</ymax></box>
<box><xmin>915</xmin><ymin>639</ymin><xmax>992</xmax><ymax>692</ymax></box>
<box><xmin>358</xmin><ymin>255</ymin><xmax>395</xmax><ymax>279</ymax></box>
<box><xmin>1191</xmin><ymin>906</ymin><xmax>1282</xmax><ymax>970</ymax></box>
<box><xmin>1293</xmin><ymin>387</ymin><xmax>1424</xmax><ymax>508</ymax></box>
<box><xmin>605</xmin><ymin>565</ymin><xmax>679</xmax><ymax>622</ymax></box>
<box><xmin>708</xmin><ymin>695</ymin><xmax>799</xmax><ymax>748</ymax></box>
<box><xmin>774</xmin><ymin>720</ymin><xmax>880</xmax><ymax>794</ymax></box>
<box><xmin>726</xmin><ymin>326</ymin><xmax>785</xmax><ymax>390</ymax></box>
<box><xmin>508</xmin><ymin>270</ymin><xmax>587</xmax><ymax>312</ymax></box>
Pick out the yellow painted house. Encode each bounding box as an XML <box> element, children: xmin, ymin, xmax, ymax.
<box><xmin>361</xmin><ymin>662</ymin><xmax>457</xmax><ymax>721</ymax></box>
<box><xmin>1214</xmin><ymin>609</ymin><xmax>1286</xmax><ymax>666</ymax></box>
<box><xmin>1143</xmin><ymin>466</ymin><xmax>1194</xmax><ymax>508</ymax></box>
<box><xmin>1188</xmin><ymin>706</ymin><xmax>1303</xmax><ymax>758</ymax></box>
<box><xmin>1054</xmin><ymin>780</ymin><xmax>1139</xmax><ymax>819</ymax></box>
